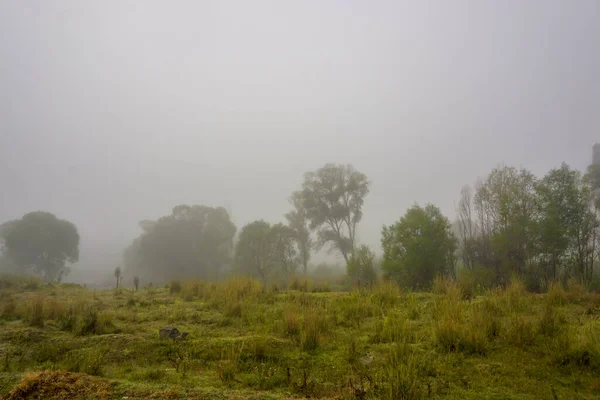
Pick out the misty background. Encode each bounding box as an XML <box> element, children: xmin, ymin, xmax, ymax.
<box><xmin>1</xmin><ymin>1</ymin><xmax>599</xmax><ymax>284</ymax></box>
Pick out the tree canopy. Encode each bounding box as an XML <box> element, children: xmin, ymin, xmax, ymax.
<box><xmin>382</xmin><ymin>204</ymin><xmax>457</xmax><ymax>289</ymax></box>
<box><xmin>235</xmin><ymin>220</ymin><xmax>298</xmax><ymax>284</ymax></box>
<box><xmin>285</xmin><ymin>191</ymin><xmax>313</xmax><ymax>274</ymax></box>
<box><xmin>299</xmin><ymin>163</ymin><xmax>369</xmax><ymax>262</ymax></box>
<box><xmin>453</xmin><ymin>163</ymin><xmax>598</xmax><ymax>289</ymax></box>
<box><xmin>123</xmin><ymin>205</ymin><xmax>236</xmax><ymax>282</ymax></box>
<box><xmin>346</xmin><ymin>245</ymin><xmax>377</xmax><ymax>287</ymax></box>
<box><xmin>1</xmin><ymin>211</ymin><xmax>79</xmax><ymax>282</ymax></box>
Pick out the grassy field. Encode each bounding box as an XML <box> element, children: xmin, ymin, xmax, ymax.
<box><xmin>1</xmin><ymin>276</ymin><xmax>600</xmax><ymax>399</ymax></box>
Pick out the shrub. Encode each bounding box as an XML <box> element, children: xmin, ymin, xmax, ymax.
<box><xmin>74</xmin><ymin>309</ymin><xmax>117</xmax><ymax>336</ymax></box>
<box><xmin>290</xmin><ymin>277</ymin><xmax>309</xmax><ymax>292</ymax></box>
<box><xmin>347</xmin><ymin>245</ymin><xmax>377</xmax><ymax>287</ymax></box>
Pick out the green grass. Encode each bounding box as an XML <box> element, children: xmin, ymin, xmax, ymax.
<box><xmin>1</xmin><ymin>274</ymin><xmax>600</xmax><ymax>399</ymax></box>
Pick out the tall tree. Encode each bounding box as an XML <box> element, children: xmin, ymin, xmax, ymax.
<box><xmin>455</xmin><ymin>185</ymin><xmax>477</xmax><ymax>270</ymax></box>
<box><xmin>299</xmin><ymin>163</ymin><xmax>370</xmax><ymax>263</ymax></box>
<box><xmin>123</xmin><ymin>205</ymin><xmax>236</xmax><ymax>282</ymax></box>
<box><xmin>2</xmin><ymin>212</ymin><xmax>79</xmax><ymax>281</ymax></box>
<box><xmin>346</xmin><ymin>245</ymin><xmax>377</xmax><ymax>287</ymax></box>
<box><xmin>473</xmin><ymin>166</ymin><xmax>538</xmax><ymax>284</ymax></box>
<box><xmin>285</xmin><ymin>191</ymin><xmax>313</xmax><ymax>274</ymax></box>
<box><xmin>535</xmin><ymin>164</ymin><xmax>581</xmax><ymax>280</ymax></box>
<box><xmin>381</xmin><ymin>204</ymin><xmax>457</xmax><ymax>289</ymax></box>
<box><xmin>235</xmin><ymin>220</ymin><xmax>297</xmax><ymax>284</ymax></box>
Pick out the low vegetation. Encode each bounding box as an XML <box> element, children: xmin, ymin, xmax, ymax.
<box><xmin>2</xmin><ymin>274</ymin><xmax>600</xmax><ymax>399</ymax></box>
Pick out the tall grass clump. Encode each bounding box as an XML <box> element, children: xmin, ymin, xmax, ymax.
<box><xmin>566</xmin><ymin>279</ymin><xmax>587</xmax><ymax>303</ymax></box>
<box><xmin>223</xmin><ymin>277</ymin><xmax>262</xmax><ymax>300</ymax></box>
<box><xmin>0</xmin><ymin>274</ymin><xmax>42</xmax><ymax>291</ymax></box>
<box><xmin>26</xmin><ymin>296</ymin><xmax>45</xmax><ymax>327</ymax></box>
<box><xmin>503</xmin><ymin>276</ymin><xmax>527</xmax><ymax>312</ymax></box>
<box><xmin>340</xmin><ymin>292</ymin><xmax>377</xmax><ymax>327</ymax></box>
<box><xmin>370</xmin><ymin>281</ymin><xmax>402</xmax><ymax>306</ymax></box>
<box><xmin>73</xmin><ymin>308</ymin><xmax>118</xmax><ymax>336</ymax></box>
<box><xmin>504</xmin><ymin>314</ymin><xmax>536</xmax><ymax>347</ymax></box>
<box><xmin>551</xmin><ymin>323</ymin><xmax>600</xmax><ymax>370</ymax></box>
<box><xmin>283</xmin><ymin>309</ymin><xmax>301</xmax><ymax>338</ymax></box>
<box><xmin>457</xmin><ymin>268</ymin><xmax>478</xmax><ymax>300</ymax></box>
<box><xmin>301</xmin><ymin>311</ymin><xmax>328</xmax><ymax>351</ymax></box>
<box><xmin>433</xmin><ymin>292</ymin><xmax>487</xmax><ymax>354</ymax></box>
<box><xmin>224</xmin><ymin>301</ymin><xmax>243</xmax><ymax>318</ymax></box>
<box><xmin>381</xmin><ymin>344</ymin><xmax>435</xmax><ymax>400</ymax></box>
<box><xmin>472</xmin><ymin>301</ymin><xmax>501</xmax><ymax>339</ymax></box>
<box><xmin>539</xmin><ymin>302</ymin><xmax>566</xmax><ymax>337</ymax></box>
<box><xmin>289</xmin><ymin>277</ymin><xmax>309</xmax><ymax>292</ymax></box>
<box><xmin>546</xmin><ymin>281</ymin><xmax>566</xmax><ymax>307</ymax></box>
<box><xmin>63</xmin><ymin>348</ymin><xmax>106</xmax><ymax>376</ymax></box>
<box><xmin>371</xmin><ymin>312</ymin><xmax>415</xmax><ymax>344</ymax></box>
<box><xmin>1</xmin><ymin>297</ymin><xmax>18</xmax><ymax>320</ymax></box>
<box><xmin>432</xmin><ymin>275</ymin><xmax>453</xmax><ymax>295</ymax></box>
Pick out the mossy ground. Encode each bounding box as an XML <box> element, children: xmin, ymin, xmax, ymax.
<box><xmin>1</xmin><ymin>276</ymin><xmax>600</xmax><ymax>399</ymax></box>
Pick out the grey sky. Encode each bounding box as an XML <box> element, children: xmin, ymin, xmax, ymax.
<box><xmin>1</xmin><ymin>1</ymin><xmax>599</xmax><ymax>277</ymax></box>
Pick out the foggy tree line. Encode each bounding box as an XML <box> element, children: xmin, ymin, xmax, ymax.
<box><xmin>2</xmin><ymin>160</ymin><xmax>600</xmax><ymax>291</ymax></box>
<box><xmin>122</xmin><ymin>163</ymin><xmax>370</xmax><ymax>285</ymax></box>
<box><xmin>451</xmin><ymin>162</ymin><xmax>600</xmax><ymax>290</ymax></box>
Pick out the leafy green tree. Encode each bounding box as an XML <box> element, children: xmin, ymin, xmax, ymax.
<box><xmin>535</xmin><ymin>163</ymin><xmax>583</xmax><ymax>280</ymax></box>
<box><xmin>235</xmin><ymin>220</ymin><xmax>298</xmax><ymax>284</ymax></box>
<box><xmin>381</xmin><ymin>204</ymin><xmax>457</xmax><ymax>289</ymax></box>
<box><xmin>299</xmin><ymin>163</ymin><xmax>370</xmax><ymax>263</ymax></box>
<box><xmin>346</xmin><ymin>245</ymin><xmax>377</xmax><ymax>286</ymax></box>
<box><xmin>285</xmin><ymin>191</ymin><xmax>313</xmax><ymax>274</ymax></box>
<box><xmin>123</xmin><ymin>205</ymin><xmax>236</xmax><ymax>282</ymax></box>
<box><xmin>1</xmin><ymin>212</ymin><xmax>79</xmax><ymax>282</ymax></box>
<box><xmin>473</xmin><ymin>166</ymin><xmax>538</xmax><ymax>284</ymax></box>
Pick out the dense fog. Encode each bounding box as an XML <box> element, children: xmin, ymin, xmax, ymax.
<box><xmin>1</xmin><ymin>1</ymin><xmax>599</xmax><ymax>285</ymax></box>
